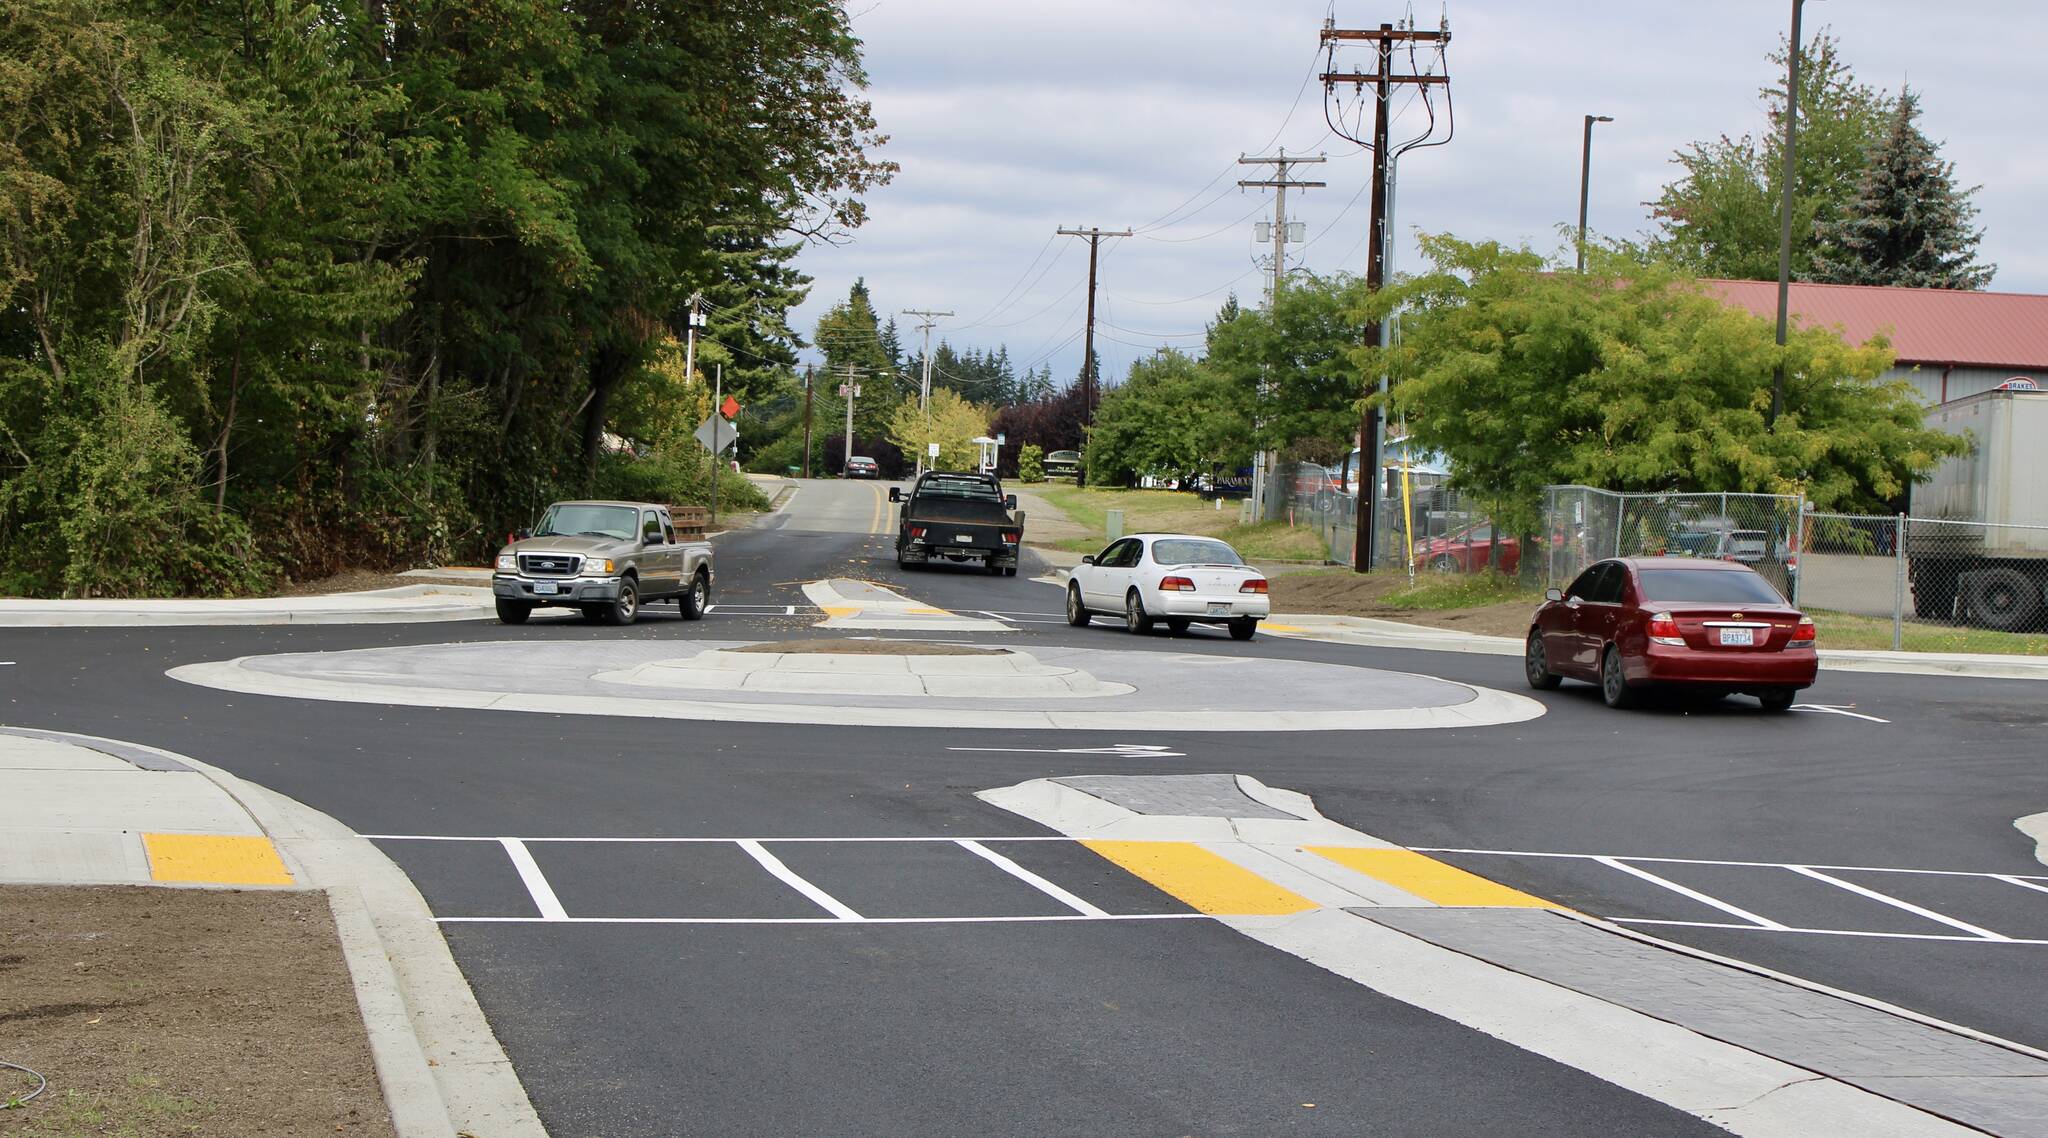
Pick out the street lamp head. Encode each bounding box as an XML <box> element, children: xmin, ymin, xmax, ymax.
<box><xmin>1589</xmin><ymin>114</ymin><xmax>1614</xmax><ymax>124</ymax></box>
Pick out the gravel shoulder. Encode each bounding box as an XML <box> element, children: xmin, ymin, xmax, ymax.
<box><xmin>0</xmin><ymin>885</ymin><xmax>396</xmax><ymax>1137</ymax></box>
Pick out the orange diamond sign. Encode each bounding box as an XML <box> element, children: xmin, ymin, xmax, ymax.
<box><xmin>720</xmin><ymin>395</ymin><xmax>740</xmax><ymax>419</ymax></box>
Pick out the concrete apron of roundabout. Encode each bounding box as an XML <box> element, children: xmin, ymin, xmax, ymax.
<box><xmin>166</xmin><ymin>635</ymin><xmax>1541</xmax><ymax>732</ymax></box>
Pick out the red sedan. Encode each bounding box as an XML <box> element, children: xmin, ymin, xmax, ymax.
<box><xmin>1416</xmin><ymin>525</ymin><xmax>1520</xmax><ymax>574</ymax></box>
<box><xmin>1525</xmin><ymin>557</ymin><xmax>1817</xmax><ymax>710</ymax></box>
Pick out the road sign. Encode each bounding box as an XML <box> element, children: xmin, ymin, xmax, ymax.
<box><xmin>838</xmin><ymin>384</ymin><xmax>861</xmax><ymax>398</ymax></box>
<box><xmin>927</xmin><ymin>442</ymin><xmax>940</xmax><ymax>458</ymax></box>
<box><xmin>693</xmin><ymin>415</ymin><xmax>736</xmax><ymax>454</ymax></box>
<box><xmin>720</xmin><ymin>395</ymin><xmax>740</xmax><ymax>418</ymax></box>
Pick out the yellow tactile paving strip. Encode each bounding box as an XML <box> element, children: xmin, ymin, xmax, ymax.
<box><xmin>143</xmin><ymin>833</ymin><xmax>294</xmax><ymax>886</ymax></box>
<box><xmin>1082</xmin><ymin>840</ymin><xmax>1317</xmax><ymax>915</ymax></box>
<box><xmin>1311</xmin><ymin>847</ymin><xmax>1564</xmax><ymax>909</ymax></box>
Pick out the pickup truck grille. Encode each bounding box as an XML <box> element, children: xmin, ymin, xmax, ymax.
<box><xmin>518</xmin><ymin>553</ymin><xmax>581</xmax><ymax>576</ymax></box>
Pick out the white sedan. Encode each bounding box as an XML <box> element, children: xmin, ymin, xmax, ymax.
<box><xmin>1066</xmin><ymin>533</ymin><xmax>1270</xmax><ymax>640</ymax></box>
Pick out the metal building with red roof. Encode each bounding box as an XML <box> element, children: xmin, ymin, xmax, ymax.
<box><xmin>1703</xmin><ymin>279</ymin><xmax>2048</xmax><ymax>405</ymax></box>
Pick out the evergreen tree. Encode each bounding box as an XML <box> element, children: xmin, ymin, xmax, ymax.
<box><xmin>1810</xmin><ymin>90</ymin><xmax>1994</xmax><ymax>289</ymax></box>
<box><xmin>1650</xmin><ymin>33</ymin><xmax>1894</xmax><ymax>280</ymax></box>
<box><xmin>878</xmin><ymin>316</ymin><xmax>903</xmax><ymax>371</ymax></box>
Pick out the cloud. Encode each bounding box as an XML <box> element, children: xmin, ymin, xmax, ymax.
<box><xmin>792</xmin><ymin>0</ymin><xmax>2046</xmax><ymax>386</ymax></box>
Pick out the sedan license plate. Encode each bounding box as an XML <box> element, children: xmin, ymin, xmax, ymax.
<box><xmin>1718</xmin><ymin>627</ymin><xmax>1754</xmax><ymax>646</ymax></box>
<box><xmin>1207</xmin><ymin>602</ymin><xmax>1230</xmax><ymax>616</ymax></box>
<box><xmin>532</xmin><ymin>581</ymin><xmax>559</xmax><ymax>596</ymax></box>
<box><xmin>955</xmin><ymin>533</ymin><xmax>975</xmax><ymax>543</ymax></box>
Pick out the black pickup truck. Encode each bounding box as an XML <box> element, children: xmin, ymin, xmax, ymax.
<box><xmin>889</xmin><ymin>471</ymin><xmax>1026</xmax><ymax>576</ymax></box>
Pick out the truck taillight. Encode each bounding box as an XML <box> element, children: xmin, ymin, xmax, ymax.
<box><xmin>1789</xmin><ymin>617</ymin><xmax>1816</xmax><ymax>648</ymax></box>
<box><xmin>908</xmin><ymin>527</ymin><xmax>926</xmax><ymax>539</ymax></box>
<box><xmin>1158</xmin><ymin>576</ymin><xmax>1196</xmax><ymax>592</ymax></box>
<box><xmin>1001</xmin><ymin>532</ymin><xmax>1020</xmax><ymax>544</ymax></box>
<box><xmin>1240</xmin><ymin>579</ymin><xmax>1268</xmax><ymax>594</ymax></box>
<box><xmin>1647</xmin><ymin>612</ymin><xmax>1684</xmax><ymax>645</ymax></box>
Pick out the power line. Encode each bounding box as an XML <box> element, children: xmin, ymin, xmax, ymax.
<box><xmin>1054</xmin><ymin>225</ymin><xmax>1133</xmax><ymax>422</ymax></box>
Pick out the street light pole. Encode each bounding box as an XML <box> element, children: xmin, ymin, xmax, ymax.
<box><xmin>1769</xmin><ymin>0</ymin><xmax>1806</xmax><ymax>429</ymax></box>
<box><xmin>1576</xmin><ymin>114</ymin><xmax>1613</xmax><ymax>272</ymax></box>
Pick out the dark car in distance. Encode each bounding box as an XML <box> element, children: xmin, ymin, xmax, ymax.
<box><xmin>844</xmin><ymin>456</ymin><xmax>880</xmax><ymax>479</ymax></box>
<box><xmin>1525</xmin><ymin>557</ymin><xmax>1817</xmax><ymax>711</ymax></box>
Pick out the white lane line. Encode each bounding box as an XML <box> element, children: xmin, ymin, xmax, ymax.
<box><xmin>1594</xmin><ymin>856</ymin><xmax>1788</xmax><ymax>930</ymax></box>
<box><xmin>499</xmin><ymin>838</ymin><xmax>568</xmax><ymax>921</ymax></box>
<box><xmin>948</xmin><ymin>745</ymin><xmax>1187</xmax><ymax>757</ymax></box>
<box><xmin>435</xmin><ymin>913</ymin><xmax>1212</xmax><ymax>925</ymax></box>
<box><xmin>737</xmin><ymin>838</ymin><xmax>864</xmax><ymax>921</ymax></box>
<box><xmin>785</xmin><ymin>605</ymin><xmax>796</xmax><ymax>615</ymax></box>
<box><xmin>368</xmin><ymin>834</ymin><xmax>1076</xmax><ymax>843</ymax></box>
<box><xmin>956</xmin><ymin>840</ymin><xmax>1109</xmax><ymax>917</ymax></box>
<box><xmin>1787</xmin><ymin>865</ymin><xmax>2011</xmax><ymax>940</ymax></box>
<box><xmin>1994</xmin><ymin>874</ymin><xmax>2048</xmax><ymax>898</ymax></box>
<box><xmin>1414</xmin><ymin>847</ymin><xmax>2048</xmax><ymax>883</ymax></box>
<box><xmin>1792</xmin><ymin>704</ymin><xmax>1891</xmax><ymax>723</ymax></box>
<box><xmin>1614</xmin><ymin>918</ymin><xmax>2048</xmax><ymax>946</ymax></box>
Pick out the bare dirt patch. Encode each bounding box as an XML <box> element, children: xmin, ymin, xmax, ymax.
<box><xmin>268</xmin><ymin>569</ymin><xmax>423</xmax><ymax>597</ymax></box>
<box><xmin>731</xmin><ymin>638</ymin><xmax>1007</xmax><ymax>656</ymax></box>
<box><xmin>1269</xmin><ymin>571</ymin><xmax>1541</xmax><ymax>639</ymax></box>
<box><xmin>0</xmin><ymin>885</ymin><xmax>394</xmax><ymax>1137</ymax></box>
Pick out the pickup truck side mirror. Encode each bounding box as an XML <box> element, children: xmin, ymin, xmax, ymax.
<box><xmin>1080</xmin><ymin>555</ymin><xmax>1095</xmax><ymax>565</ymax></box>
<box><xmin>1004</xmin><ymin>494</ymin><xmax>1017</xmax><ymax>510</ymax></box>
<box><xmin>515</xmin><ymin>529</ymin><xmax>531</xmax><ymax>541</ymax></box>
<box><xmin>888</xmin><ymin>487</ymin><xmax>902</xmax><ymax>502</ymax></box>
<box><xmin>1544</xmin><ymin>587</ymin><xmax>1563</xmax><ymax>602</ymax></box>
<box><xmin>644</xmin><ymin>533</ymin><xmax>664</xmax><ymax>546</ymax></box>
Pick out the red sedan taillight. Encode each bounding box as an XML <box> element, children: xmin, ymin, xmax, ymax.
<box><xmin>1240</xmin><ymin>579</ymin><xmax>1268</xmax><ymax>594</ymax></box>
<box><xmin>1789</xmin><ymin>617</ymin><xmax>1816</xmax><ymax>648</ymax></box>
<box><xmin>1158</xmin><ymin>575</ymin><xmax>1196</xmax><ymax>592</ymax></box>
<box><xmin>1647</xmin><ymin>612</ymin><xmax>1684</xmax><ymax>646</ymax></box>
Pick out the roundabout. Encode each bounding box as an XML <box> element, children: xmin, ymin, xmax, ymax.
<box><xmin>166</xmin><ymin>636</ymin><xmax>1545</xmax><ymax>732</ymax></box>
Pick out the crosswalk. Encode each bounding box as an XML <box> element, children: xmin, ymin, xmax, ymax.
<box><xmin>1421</xmin><ymin>847</ymin><xmax>2048</xmax><ymax>946</ymax></box>
<box><xmin>370</xmin><ymin>832</ymin><xmax>2048</xmax><ymax>946</ymax></box>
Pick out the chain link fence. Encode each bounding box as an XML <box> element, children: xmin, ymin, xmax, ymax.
<box><xmin>1804</xmin><ymin>513</ymin><xmax>2048</xmax><ymax>642</ymax></box>
<box><xmin>1540</xmin><ymin>487</ymin><xmax>1804</xmax><ymax>599</ymax></box>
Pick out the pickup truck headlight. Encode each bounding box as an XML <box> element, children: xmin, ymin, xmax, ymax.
<box><xmin>582</xmin><ymin>557</ymin><xmax>614</xmax><ymax>575</ymax></box>
<box><xmin>495</xmin><ymin>554</ymin><xmax>517</xmax><ymax>571</ymax></box>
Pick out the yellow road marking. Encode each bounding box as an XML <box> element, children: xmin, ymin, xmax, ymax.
<box><xmin>905</xmin><ymin>607</ymin><xmax>951</xmax><ymax>615</ymax></box>
<box><xmin>867</xmin><ymin>480</ymin><xmax>888</xmax><ymax>536</ymax></box>
<box><xmin>143</xmin><ymin>834</ymin><xmax>294</xmax><ymax>886</ymax></box>
<box><xmin>1082</xmin><ymin>840</ymin><xmax>1316</xmax><ymax>915</ymax></box>
<box><xmin>821</xmin><ymin>605</ymin><xmax>859</xmax><ymax>618</ymax></box>
<box><xmin>1311</xmin><ymin>847</ymin><xmax>1564</xmax><ymax>909</ymax></box>
<box><xmin>1262</xmin><ymin>623</ymin><xmax>1305</xmax><ymax>633</ymax></box>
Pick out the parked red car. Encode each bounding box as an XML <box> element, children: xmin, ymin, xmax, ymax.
<box><xmin>1416</xmin><ymin>525</ymin><xmax>1520</xmax><ymax>574</ymax></box>
<box><xmin>1525</xmin><ymin>557</ymin><xmax>1817</xmax><ymax>710</ymax></box>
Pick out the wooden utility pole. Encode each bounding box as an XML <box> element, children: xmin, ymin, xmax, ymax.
<box><xmin>1321</xmin><ymin>18</ymin><xmax>1450</xmax><ymax>572</ymax></box>
<box><xmin>841</xmin><ymin>364</ymin><xmax>859</xmax><ymax>473</ymax></box>
<box><xmin>800</xmin><ymin>364</ymin><xmax>815</xmax><ymax>479</ymax></box>
<box><xmin>1238</xmin><ymin>152</ymin><xmax>1326</xmax><ymax>516</ymax></box>
<box><xmin>902</xmin><ymin>308</ymin><xmax>954</xmax><ymax>477</ymax></box>
<box><xmin>1055</xmin><ymin>226</ymin><xmax>1131</xmax><ymax>422</ymax></box>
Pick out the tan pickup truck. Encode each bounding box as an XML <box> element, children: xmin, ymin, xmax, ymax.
<box><xmin>492</xmin><ymin>500</ymin><xmax>713</xmax><ymax>625</ymax></box>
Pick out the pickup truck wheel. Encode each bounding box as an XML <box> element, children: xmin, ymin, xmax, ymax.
<box><xmin>1066</xmin><ymin>584</ymin><xmax>1092</xmax><ymax>627</ymax></box>
<box><xmin>603</xmin><ymin>578</ymin><xmax>639</xmax><ymax>626</ymax></box>
<box><xmin>495</xmin><ymin>599</ymin><xmax>533</xmax><ymax>625</ymax></box>
<box><xmin>1123</xmin><ymin>590</ymin><xmax>1154</xmax><ymax>634</ymax></box>
<box><xmin>679</xmin><ymin>571</ymin><xmax>709</xmax><ymax>620</ymax></box>
<box><xmin>1003</xmin><ymin>566</ymin><xmax>1018</xmax><ymax>577</ymax></box>
<box><xmin>986</xmin><ymin>561</ymin><xmax>1003</xmax><ymax>576</ymax></box>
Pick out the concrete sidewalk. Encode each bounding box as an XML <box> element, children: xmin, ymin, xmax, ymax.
<box><xmin>0</xmin><ymin>726</ymin><xmax>543</xmax><ymax>1137</ymax></box>
<box><xmin>0</xmin><ymin>583</ymin><xmax>498</xmax><ymax>627</ymax></box>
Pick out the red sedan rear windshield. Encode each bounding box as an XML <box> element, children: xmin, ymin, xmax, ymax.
<box><xmin>1638</xmin><ymin>568</ymin><xmax>1786</xmax><ymax>604</ymax></box>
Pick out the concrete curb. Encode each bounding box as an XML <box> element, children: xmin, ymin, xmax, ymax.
<box><xmin>23</xmin><ymin>728</ymin><xmax>545</xmax><ymax>1138</ymax></box>
<box><xmin>0</xmin><ymin>584</ymin><xmax>496</xmax><ymax>627</ymax></box>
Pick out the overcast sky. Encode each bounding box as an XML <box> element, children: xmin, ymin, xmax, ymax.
<box><xmin>786</xmin><ymin>0</ymin><xmax>2046</xmax><ymax>389</ymax></box>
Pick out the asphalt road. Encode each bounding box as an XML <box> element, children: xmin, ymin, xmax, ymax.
<box><xmin>7</xmin><ymin>476</ymin><xmax>2048</xmax><ymax>1135</ymax></box>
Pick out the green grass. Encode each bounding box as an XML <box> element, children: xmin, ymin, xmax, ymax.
<box><xmin>10</xmin><ymin>1079</ymin><xmax>213</xmax><ymax>1137</ymax></box>
<box><xmin>1381</xmin><ymin>574</ymin><xmax>1546</xmax><ymax>611</ymax></box>
<box><xmin>1808</xmin><ymin>609</ymin><xmax>2048</xmax><ymax>655</ymax></box>
<box><xmin>1037</xmin><ymin>487</ymin><xmax>1331</xmax><ymax>562</ymax></box>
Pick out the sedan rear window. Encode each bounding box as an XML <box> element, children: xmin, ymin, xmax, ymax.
<box><xmin>1150</xmin><ymin>539</ymin><xmax>1243</xmax><ymax>566</ymax></box>
<box><xmin>1638</xmin><ymin>568</ymin><xmax>1786</xmax><ymax>604</ymax></box>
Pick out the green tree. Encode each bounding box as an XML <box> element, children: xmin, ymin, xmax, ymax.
<box><xmin>1810</xmin><ymin>90</ymin><xmax>1993</xmax><ymax>289</ymax></box>
<box><xmin>1355</xmin><ymin>235</ymin><xmax>1969</xmax><ymax>537</ymax></box>
<box><xmin>1649</xmin><ymin>32</ymin><xmax>1894</xmax><ymax>280</ymax></box>
<box><xmin>1204</xmin><ymin>274</ymin><xmax>1371</xmax><ymax>459</ymax></box>
<box><xmin>887</xmin><ymin>387</ymin><xmax>989</xmax><ymax>471</ymax></box>
<box><xmin>1017</xmin><ymin>444</ymin><xmax>1044</xmax><ymax>483</ymax></box>
<box><xmin>1085</xmin><ymin>352</ymin><xmax>1250</xmax><ymax>487</ymax></box>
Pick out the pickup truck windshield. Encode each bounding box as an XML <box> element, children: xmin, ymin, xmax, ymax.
<box><xmin>916</xmin><ymin>477</ymin><xmax>1002</xmax><ymax>502</ymax></box>
<box><xmin>535</xmin><ymin>504</ymin><xmax>637</xmax><ymax>540</ymax></box>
